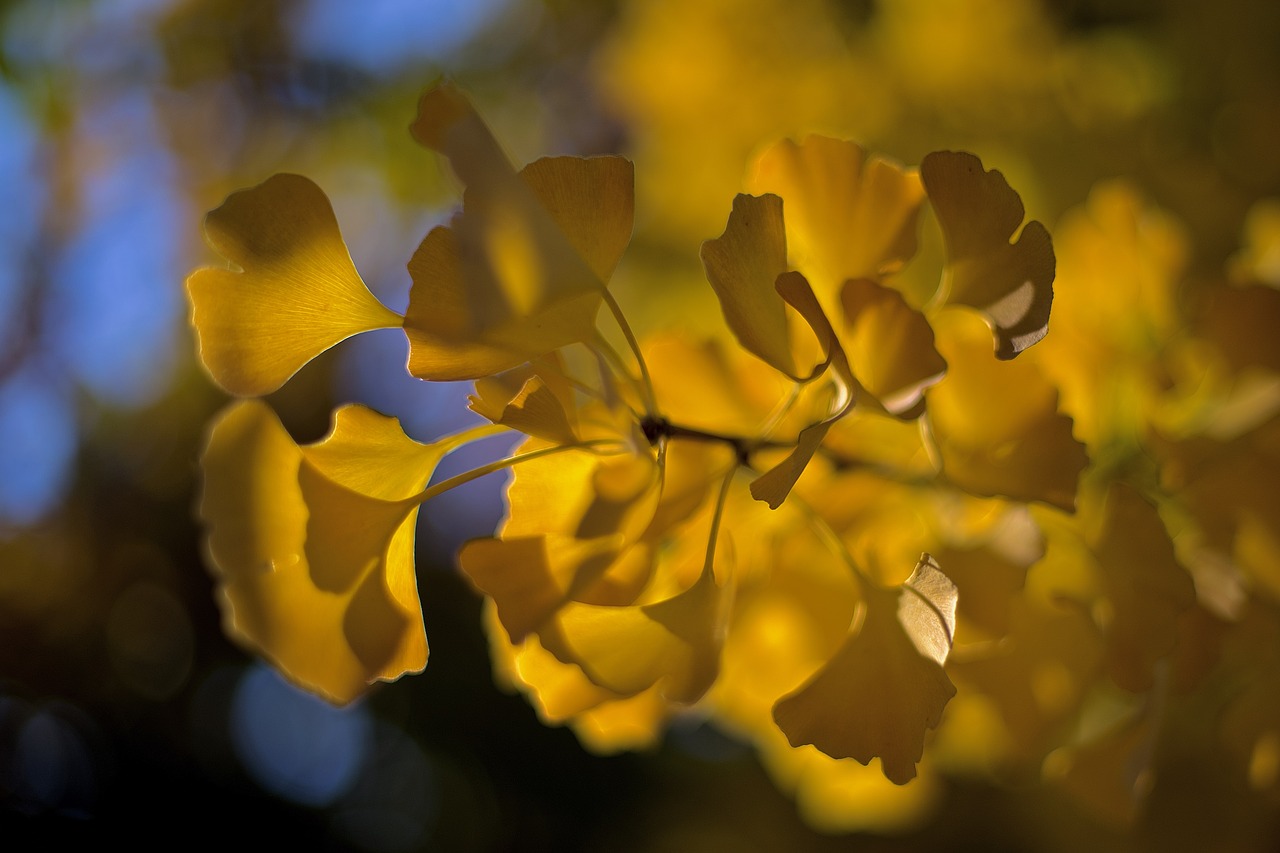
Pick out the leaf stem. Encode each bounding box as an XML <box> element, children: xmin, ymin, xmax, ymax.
<box><xmin>601</xmin><ymin>288</ymin><xmax>658</xmax><ymax>416</ymax></box>
<box><xmin>702</xmin><ymin>464</ymin><xmax>738</xmax><ymax>576</ymax></box>
<box><xmin>785</xmin><ymin>489</ymin><xmax>874</xmax><ymax>592</ymax></box>
<box><xmin>418</xmin><ymin>438</ymin><xmax>627</xmax><ymax>503</ymax></box>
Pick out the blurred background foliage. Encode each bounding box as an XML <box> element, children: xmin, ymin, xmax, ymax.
<box><xmin>1</xmin><ymin>0</ymin><xmax>1279</xmax><ymax>848</ymax></box>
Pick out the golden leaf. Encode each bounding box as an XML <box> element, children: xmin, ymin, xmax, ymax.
<box><xmin>749</xmin><ymin>136</ymin><xmax>925</xmax><ymax>298</ymax></box>
<box><xmin>922</xmin><ymin>151</ymin><xmax>1055</xmax><ymax>360</ymax></box>
<box><xmin>198</xmin><ymin>401</ymin><xmax>452</xmax><ymax>705</ymax></box>
<box><xmin>773</xmin><ymin>555</ymin><xmax>958</xmax><ymax>784</ymax></box>
<box><xmin>187</xmin><ymin>174</ymin><xmax>401</xmax><ymax>396</ymax></box>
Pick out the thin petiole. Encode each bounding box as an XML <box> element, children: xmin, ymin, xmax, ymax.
<box><xmin>601</xmin><ymin>288</ymin><xmax>659</xmax><ymax>416</ymax></box>
<box><xmin>418</xmin><ymin>437</ymin><xmax>628</xmax><ymax>503</ymax></box>
<box><xmin>701</xmin><ymin>464</ymin><xmax>738</xmax><ymax>576</ymax></box>
<box><xmin>757</xmin><ymin>381</ymin><xmax>803</xmax><ymax>440</ymax></box>
<box><xmin>785</xmin><ymin>490</ymin><xmax>873</xmax><ymax>592</ymax></box>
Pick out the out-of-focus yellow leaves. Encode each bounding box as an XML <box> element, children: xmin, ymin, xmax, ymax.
<box><xmin>748</xmin><ymin>136</ymin><xmax>925</xmax><ymax>302</ymax></box>
<box><xmin>1219</xmin><ymin>603</ymin><xmax>1280</xmax><ymax>796</ymax></box>
<box><xmin>198</xmin><ymin>401</ymin><xmax>443</xmax><ymax>705</ymax></box>
<box><xmin>405</xmin><ymin>83</ymin><xmax>633</xmax><ymax>379</ymax></box>
<box><xmin>1230</xmin><ymin>199</ymin><xmax>1280</xmax><ymax>286</ymax></box>
<box><xmin>773</xmin><ymin>555</ymin><xmax>958</xmax><ymax>784</ymax></box>
<box><xmin>1090</xmin><ymin>484</ymin><xmax>1195</xmax><ymax>693</ymax></box>
<box><xmin>1158</xmin><ymin>414</ymin><xmax>1280</xmax><ymax>603</ymax></box>
<box><xmin>1047</xmin><ymin>710</ymin><xmax>1157</xmax><ymax>826</ymax></box>
<box><xmin>187</xmin><ymin>174</ymin><xmax>402</xmax><ymax>396</ymax></box>
<box><xmin>926</xmin><ymin>311</ymin><xmax>1086</xmax><ymax>510</ymax></box>
<box><xmin>951</xmin><ymin>594</ymin><xmax>1104</xmax><ymax>764</ymax></box>
<box><xmin>921</xmin><ymin>151</ymin><xmax>1055</xmax><ymax>360</ymax></box>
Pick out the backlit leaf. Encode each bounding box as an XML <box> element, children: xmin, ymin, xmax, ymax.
<box><xmin>198</xmin><ymin>401</ymin><xmax>446</xmax><ymax>705</ymax></box>
<box><xmin>404</xmin><ymin>85</ymin><xmax>633</xmax><ymax>379</ymax></box>
<box><xmin>922</xmin><ymin>151</ymin><xmax>1055</xmax><ymax>360</ymax></box>
<box><xmin>840</xmin><ymin>278</ymin><xmax>946</xmax><ymax>417</ymax></box>
<box><xmin>187</xmin><ymin>174</ymin><xmax>401</xmax><ymax>396</ymax></box>
<box><xmin>540</xmin><ymin>565</ymin><xmax>725</xmax><ymax>703</ymax></box>
<box><xmin>749</xmin><ymin>136</ymin><xmax>925</xmax><ymax>297</ymax></box>
<box><xmin>773</xmin><ymin>555</ymin><xmax>958</xmax><ymax>784</ymax></box>
<box><xmin>701</xmin><ymin>193</ymin><xmax>799</xmax><ymax>378</ymax></box>
<box><xmin>750</xmin><ymin>271</ymin><xmax>855</xmax><ymax>508</ymax></box>
<box><xmin>926</xmin><ymin>311</ymin><xmax>1086</xmax><ymax>510</ymax></box>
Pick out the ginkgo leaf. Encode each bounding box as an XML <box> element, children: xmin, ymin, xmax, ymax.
<box><xmin>459</xmin><ymin>533</ymin><xmax>626</xmax><ymax>641</ymax></box>
<box><xmin>187</xmin><ymin>174</ymin><xmax>402</xmax><ymax>396</ymax></box>
<box><xmin>518</xmin><ymin>156</ymin><xmax>635</xmax><ymax>284</ymax></box>
<box><xmin>540</xmin><ymin>565</ymin><xmax>725</xmax><ymax>704</ymax></box>
<box><xmin>840</xmin><ymin>278</ymin><xmax>947</xmax><ymax>417</ymax></box>
<box><xmin>925</xmin><ymin>310</ymin><xmax>1086</xmax><ymax>511</ymax></box>
<box><xmin>485</xmin><ymin>603</ymin><xmax>672</xmax><ymax>753</ymax></box>
<box><xmin>921</xmin><ymin>151</ymin><xmax>1055</xmax><ymax>360</ymax></box>
<box><xmin>470</xmin><ymin>374</ymin><xmax>578</xmax><ymax>446</ymax></box>
<box><xmin>773</xmin><ymin>555</ymin><xmax>958</xmax><ymax>785</ymax></box>
<box><xmin>750</xmin><ymin>271</ymin><xmax>855</xmax><ymax>509</ymax></box>
<box><xmin>198</xmin><ymin>401</ymin><xmax>435</xmax><ymax>705</ymax></box>
<box><xmin>748</xmin><ymin>136</ymin><xmax>925</xmax><ymax>296</ymax></box>
<box><xmin>404</xmin><ymin>85</ymin><xmax>633</xmax><ymax>380</ymax></box>
<box><xmin>701</xmin><ymin>193</ymin><xmax>800</xmax><ymax>378</ymax></box>
<box><xmin>297</xmin><ymin>405</ymin><xmax>470</xmax><ymax>595</ymax></box>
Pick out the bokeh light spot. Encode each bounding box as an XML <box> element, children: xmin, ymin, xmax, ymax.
<box><xmin>230</xmin><ymin>665</ymin><xmax>372</xmax><ymax>807</ymax></box>
<box><xmin>0</xmin><ymin>368</ymin><xmax>77</xmax><ymax>529</ymax></box>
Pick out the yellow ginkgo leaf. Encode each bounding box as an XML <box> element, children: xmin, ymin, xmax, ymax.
<box><xmin>459</xmin><ymin>533</ymin><xmax>626</xmax><ymax>642</ymax></box>
<box><xmin>701</xmin><ymin>193</ymin><xmax>800</xmax><ymax>378</ymax></box>
<box><xmin>840</xmin><ymin>278</ymin><xmax>947</xmax><ymax>417</ymax></box>
<box><xmin>926</xmin><ymin>310</ymin><xmax>1086</xmax><ymax>511</ymax></box>
<box><xmin>485</xmin><ymin>603</ymin><xmax>671</xmax><ymax>753</ymax></box>
<box><xmin>187</xmin><ymin>174</ymin><xmax>402</xmax><ymax>396</ymax></box>
<box><xmin>404</xmin><ymin>84</ymin><xmax>633</xmax><ymax>379</ymax></box>
<box><xmin>921</xmin><ymin>151</ymin><xmax>1055</xmax><ymax>360</ymax></box>
<box><xmin>469</xmin><ymin>374</ymin><xmax>578</xmax><ymax>446</ymax></box>
<box><xmin>198</xmin><ymin>401</ymin><xmax>447</xmax><ymax>705</ymax></box>
<box><xmin>750</xmin><ymin>271</ymin><xmax>855</xmax><ymax>509</ymax></box>
<box><xmin>540</xmin><ymin>565</ymin><xmax>725</xmax><ymax>704</ymax></box>
<box><xmin>748</xmin><ymin>136</ymin><xmax>925</xmax><ymax>298</ymax></box>
<box><xmin>773</xmin><ymin>555</ymin><xmax>958</xmax><ymax>785</ymax></box>
<box><xmin>519</xmin><ymin>156</ymin><xmax>635</xmax><ymax>285</ymax></box>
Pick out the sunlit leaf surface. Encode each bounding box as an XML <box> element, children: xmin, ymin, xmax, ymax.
<box><xmin>198</xmin><ymin>401</ymin><xmax>444</xmax><ymax>704</ymax></box>
<box><xmin>187</xmin><ymin>174</ymin><xmax>402</xmax><ymax>396</ymax></box>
